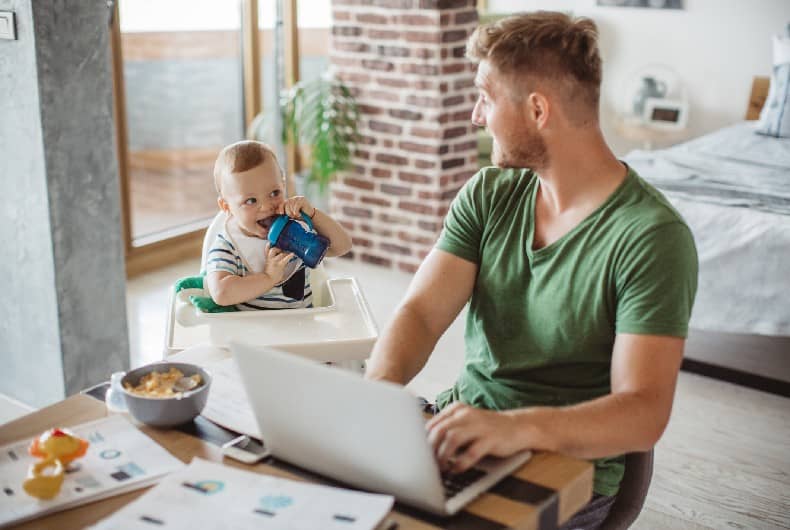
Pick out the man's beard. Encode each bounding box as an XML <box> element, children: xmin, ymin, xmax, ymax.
<box><xmin>491</xmin><ymin>128</ymin><xmax>549</xmax><ymax>170</ymax></box>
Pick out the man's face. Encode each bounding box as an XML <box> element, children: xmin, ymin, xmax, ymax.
<box><xmin>472</xmin><ymin>60</ymin><xmax>548</xmax><ymax>169</ymax></box>
<box><xmin>219</xmin><ymin>158</ymin><xmax>285</xmax><ymax>239</ymax></box>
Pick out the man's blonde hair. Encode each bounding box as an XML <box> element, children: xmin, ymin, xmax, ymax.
<box><xmin>213</xmin><ymin>140</ymin><xmax>282</xmax><ymax>195</ymax></box>
<box><xmin>467</xmin><ymin>11</ymin><xmax>602</xmax><ymax>121</ymax></box>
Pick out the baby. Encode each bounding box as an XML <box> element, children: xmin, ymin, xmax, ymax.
<box><xmin>206</xmin><ymin>140</ymin><xmax>352</xmax><ymax>310</ymax></box>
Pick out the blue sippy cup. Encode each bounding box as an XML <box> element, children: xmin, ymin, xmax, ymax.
<box><xmin>267</xmin><ymin>212</ymin><xmax>329</xmax><ymax>269</ymax></box>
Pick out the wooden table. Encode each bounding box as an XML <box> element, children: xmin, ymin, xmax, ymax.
<box><xmin>0</xmin><ymin>394</ymin><xmax>592</xmax><ymax>530</ymax></box>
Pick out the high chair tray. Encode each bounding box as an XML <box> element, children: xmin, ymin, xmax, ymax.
<box><xmin>165</xmin><ymin>277</ymin><xmax>378</xmax><ymax>362</ymax></box>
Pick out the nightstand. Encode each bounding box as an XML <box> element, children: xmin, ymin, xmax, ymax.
<box><xmin>615</xmin><ymin>115</ymin><xmax>689</xmax><ymax>150</ymax></box>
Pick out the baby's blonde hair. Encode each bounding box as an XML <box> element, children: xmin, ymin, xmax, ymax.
<box><xmin>213</xmin><ymin>140</ymin><xmax>282</xmax><ymax>195</ymax></box>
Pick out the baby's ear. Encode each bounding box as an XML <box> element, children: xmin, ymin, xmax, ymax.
<box><xmin>217</xmin><ymin>196</ymin><xmax>230</xmax><ymax>214</ymax></box>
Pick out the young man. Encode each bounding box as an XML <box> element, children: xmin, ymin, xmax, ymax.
<box><xmin>365</xmin><ymin>12</ymin><xmax>698</xmax><ymax>529</ymax></box>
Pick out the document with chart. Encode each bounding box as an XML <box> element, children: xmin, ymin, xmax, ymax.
<box><xmin>0</xmin><ymin>415</ymin><xmax>184</xmax><ymax>528</ymax></box>
<box><xmin>200</xmin><ymin>356</ymin><xmax>262</xmax><ymax>438</ymax></box>
<box><xmin>89</xmin><ymin>457</ymin><xmax>395</xmax><ymax>530</ymax></box>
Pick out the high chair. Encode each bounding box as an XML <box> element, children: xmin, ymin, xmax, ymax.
<box><xmin>164</xmin><ymin>212</ymin><xmax>378</xmax><ymax>372</ymax></box>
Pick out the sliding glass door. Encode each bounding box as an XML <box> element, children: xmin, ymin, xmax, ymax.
<box><xmin>116</xmin><ymin>0</ymin><xmax>245</xmax><ymax>247</ymax></box>
<box><xmin>112</xmin><ymin>0</ymin><xmax>333</xmax><ymax>274</ymax></box>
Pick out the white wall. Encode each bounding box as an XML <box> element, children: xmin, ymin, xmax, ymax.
<box><xmin>488</xmin><ymin>0</ymin><xmax>790</xmax><ymax>155</ymax></box>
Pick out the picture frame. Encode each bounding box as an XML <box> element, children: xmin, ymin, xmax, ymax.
<box><xmin>597</xmin><ymin>0</ymin><xmax>683</xmax><ymax>9</ymax></box>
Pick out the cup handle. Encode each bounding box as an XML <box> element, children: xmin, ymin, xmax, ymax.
<box><xmin>299</xmin><ymin>210</ymin><xmax>315</xmax><ymax>231</ymax></box>
<box><xmin>106</xmin><ymin>372</ymin><xmax>128</xmax><ymax>413</ymax></box>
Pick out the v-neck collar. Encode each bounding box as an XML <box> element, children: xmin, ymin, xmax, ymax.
<box><xmin>526</xmin><ymin>166</ymin><xmax>634</xmax><ymax>262</ymax></box>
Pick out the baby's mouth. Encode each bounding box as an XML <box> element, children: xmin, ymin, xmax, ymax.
<box><xmin>257</xmin><ymin>215</ymin><xmax>279</xmax><ymax>235</ymax></box>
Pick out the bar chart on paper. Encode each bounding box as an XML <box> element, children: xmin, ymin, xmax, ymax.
<box><xmin>88</xmin><ymin>458</ymin><xmax>394</xmax><ymax>530</ymax></box>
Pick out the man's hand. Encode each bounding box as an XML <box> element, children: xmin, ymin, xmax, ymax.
<box><xmin>262</xmin><ymin>244</ymin><xmax>294</xmax><ymax>283</ymax></box>
<box><xmin>425</xmin><ymin>333</ymin><xmax>686</xmax><ymax>471</ymax></box>
<box><xmin>426</xmin><ymin>402</ymin><xmax>527</xmax><ymax>474</ymax></box>
<box><xmin>282</xmin><ymin>195</ymin><xmax>316</xmax><ymax>219</ymax></box>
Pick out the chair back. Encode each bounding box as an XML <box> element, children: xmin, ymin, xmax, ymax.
<box><xmin>599</xmin><ymin>449</ymin><xmax>654</xmax><ymax>530</ymax></box>
<box><xmin>200</xmin><ymin>212</ymin><xmax>227</xmax><ymax>273</ymax></box>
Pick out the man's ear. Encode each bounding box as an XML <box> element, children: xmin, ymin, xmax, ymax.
<box><xmin>527</xmin><ymin>91</ymin><xmax>551</xmax><ymax>130</ymax></box>
<box><xmin>217</xmin><ymin>196</ymin><xmax>230</xmax><ymax>214</ymax></box>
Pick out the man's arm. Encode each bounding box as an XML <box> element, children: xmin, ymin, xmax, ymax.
<box><xmin>364</xmin><ymin>248</ymin><xmax>477</xmax><ymax>385</ymax></box>
<box><xmin>428</xmin><ymin>333</ymin><xmax>684</xmax><ymax>472</ymax></box>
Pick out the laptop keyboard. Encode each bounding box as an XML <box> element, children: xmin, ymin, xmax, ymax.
<box><xmin>441</xmin><ymin>467</ymin><xmax>487</xmax><ymax>499</ymax></box>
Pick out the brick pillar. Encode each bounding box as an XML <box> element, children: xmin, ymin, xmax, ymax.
<box><xmin>330</xmin><ymin>0</ymin><xmax>478</xmax><ymax>273</ymax></box>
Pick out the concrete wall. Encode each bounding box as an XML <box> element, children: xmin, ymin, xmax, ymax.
<box><xmin>0</xmin><ymin>0</ymin><xmax>129</xmax><ymax>407</ymax></box>
<box><xmin>0</xmin><ymin>0</ymin><xmax>63</xmax><ymax>405</ymax></box>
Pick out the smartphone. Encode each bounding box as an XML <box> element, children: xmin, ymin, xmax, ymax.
<box><xmin>221</xmin><ymin>435</ymin><xmax>271</xmax><ymax>464</ymax></box>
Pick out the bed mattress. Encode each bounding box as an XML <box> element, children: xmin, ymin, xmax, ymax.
<box><xmin>624</xmin><ymin>122</ymin><xmax>790</xmax><ymax>336</ymax></box>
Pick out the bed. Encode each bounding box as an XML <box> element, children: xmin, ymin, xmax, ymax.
<box><xmin>622</xmin><ymin>77</ymin><xmax>790</xmax><ymax>394</ymax></box>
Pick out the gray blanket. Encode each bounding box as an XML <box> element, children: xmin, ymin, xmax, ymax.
<box><xmin>625</xmin><ymin>150</ymin><xmax>790</xmax><ymax>216</ymax></box>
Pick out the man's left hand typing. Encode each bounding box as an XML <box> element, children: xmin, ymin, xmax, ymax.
<box><xmin>426</xmin><ymin>402</ymin><xmax>527</xmax><ymax>474</ymax></box>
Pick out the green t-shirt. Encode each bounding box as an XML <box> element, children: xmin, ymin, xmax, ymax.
<box><xmin>435</xmin><ymin>166</ymin><xmax>698</xmax><ymax>497</ymax></box>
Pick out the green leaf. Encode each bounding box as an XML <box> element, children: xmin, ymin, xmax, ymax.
<box><xmin>277</xmin><ymin>75</ymin><xmax>360</xmax><ymax>190</ymax></box>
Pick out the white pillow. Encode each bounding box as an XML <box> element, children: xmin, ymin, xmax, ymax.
<box><xmin>757</xmin><ymin>29</ymin><xmax>790</xmax><ymax>138</ymax></box>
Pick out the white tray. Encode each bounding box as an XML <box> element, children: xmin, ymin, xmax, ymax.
<box><xmin>164</xmin><ymin>277</ymin><xmax>378</xmax><ymax>363</ymax></box>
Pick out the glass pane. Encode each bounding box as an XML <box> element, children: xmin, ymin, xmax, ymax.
<box><xmin>256</xmin><ymin>1</ymin><xmax>331</xmax><ymax>156</ymax></box>
<box><xmin>119</xmin><ymin>0</ymin><xmax>245</xmax><ymax>244</ymax></box>
<box><xmin>297</xmin><ymin>0</ymin><xmax>331</xmax><ymax>83</ymax></box>
<box><xmin>256</xmin><ymin>0</ymin><xmax>279</xmax><ymax>151</ymax></box>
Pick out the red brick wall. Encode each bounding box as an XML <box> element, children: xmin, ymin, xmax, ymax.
<box><xmin>329</xmin><ymin>0</ymin><xmax>479</xmax><ymax>273</ymax></box>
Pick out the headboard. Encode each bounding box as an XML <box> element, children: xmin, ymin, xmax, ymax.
<box><xmin>746</xmin><ymin>76</ymin><xmax>770</xmax><ymax>120</ymax></box>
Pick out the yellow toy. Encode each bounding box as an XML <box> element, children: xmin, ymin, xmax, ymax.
<box><xmin>23</xmin><ymin>428</ymin><xmax>89</xmax><ymax>500</ymax></box>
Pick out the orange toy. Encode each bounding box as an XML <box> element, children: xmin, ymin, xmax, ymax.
<box><xmin>23</xmin><ymin>428</ymin><xmax>90</xmax><ymax>500</ymax></box>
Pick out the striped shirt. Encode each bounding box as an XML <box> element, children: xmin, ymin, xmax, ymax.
<box><xmin>206</xmin><ymin>224</ymin><xmax>312</xmax><ymax>310</ymax></box>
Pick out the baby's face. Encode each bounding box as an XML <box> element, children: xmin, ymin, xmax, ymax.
<box><xmin>220</xmin><ymin>159</ymin><xmax>285</xmax><ymax>238</ymax></box>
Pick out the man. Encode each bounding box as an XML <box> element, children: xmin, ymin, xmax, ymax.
<box><xmin>365</xmin><ymin>11</ymin><xmax>698</xmax><ymax>529</ymax></box>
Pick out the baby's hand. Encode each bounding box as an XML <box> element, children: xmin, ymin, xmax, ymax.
<box><xmin>263</xmin><ymin>245</ymin><xmax>294</xmax><ymax>282</ymax></box>
<box><xmin>282</xmin><ymin>196</ymin><xmax>316</xmax><ymax>219</ymax></box>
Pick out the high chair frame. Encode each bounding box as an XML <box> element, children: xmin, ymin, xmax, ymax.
<box><xmin>163</xmin><ymin>212</ymin><xmax>377</xmax><ymax>371</ymax></box>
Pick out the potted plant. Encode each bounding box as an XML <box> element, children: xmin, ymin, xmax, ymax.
<box><xmin>268</xmin><ymin>74</ymin><xmax>359</xmax><ymax>208</ymax></box>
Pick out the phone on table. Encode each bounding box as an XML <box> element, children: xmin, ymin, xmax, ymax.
<box><xmin>221</xmin><ymin>435</ymin><xmax>271</xmax><ymax>464</ymax></box>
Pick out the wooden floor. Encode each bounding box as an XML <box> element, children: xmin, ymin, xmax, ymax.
<box><xmin>128</xmin><ymin>148</ymin><xmax>219</xmax><ymax>239</ymax></box>
<box><xmin>123</xmin><ymin>257</ymin><xmax>790</xmax><ymax>529</ymax></box>
<box><xmin>634</xmin><ymin>373</ymin><xmax>790</xmax><ymax>529</ymax></box>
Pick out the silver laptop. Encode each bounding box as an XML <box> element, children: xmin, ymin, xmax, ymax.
<box><xmin>230</xmin><ymin>343</ymin><xmax>531</xmax><ymax>516</ymax></box>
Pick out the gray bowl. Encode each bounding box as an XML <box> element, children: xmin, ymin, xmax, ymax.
<box><xmin>121</xmin><ymin>362</ymin><xmax>212</xmax><ymax>428</ymax></box>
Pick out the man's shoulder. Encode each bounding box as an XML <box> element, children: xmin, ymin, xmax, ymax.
<box><xmin>606</xmin><ymin>170</ymin><xmax>697</xmax><ymax>269</ymax></box>
<box><xmin>616</xmin><ymin>168</ymin><xmax>691</xmax><ymax>233</ymax></box>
